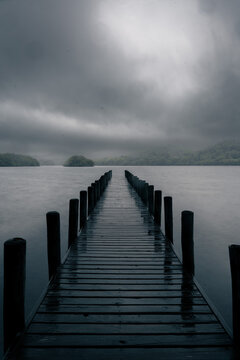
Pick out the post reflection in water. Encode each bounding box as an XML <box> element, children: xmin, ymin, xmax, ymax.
<box><xmin>181</xmin><ymin>272</ymin><xmax>196</xmax><ymax>326</ymax></box>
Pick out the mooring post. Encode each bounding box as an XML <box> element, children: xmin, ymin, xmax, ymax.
<box><xmin>148</xmin><ymin>185</ymin><xmax>154</xmax><ymax>215</ymax></box>
<box><xmin>91</xmin><ymin>182</ymin><xmax>97</xmax><ymax>207</ymax></box>
<box><xmin>181</xmin><ymin>211</ymin><xmax>194</xmax><ymax>274</ymax></box>
<box><xmin>143</xmin><ymin>182</ymin><xmax>149</xmax><ymax>206</ymax></box>
<box><xmin>4</xmin><ymin>238</ymin><xmax>26</xmax><ymax>352</ymax></box>
<box><xmin>164</xmin><ymin>196</ymin><xmax>173</xmax><ymax>243</ymax></box>
<box><xmin>68</xmin><ymin>199</ymin><xmax>79</xmax><ymax>248</ymax></box>
<box><xmin>88</xmin><ymin>186</ymin><xmax>94</xmax><ymax>215</ymax></box>
<box><xmin>46</xmin><ymin>211</ymin><xmax>61</xmax><ymax>280</ymax></box>
<box><xmin>95</xmin><ymin>180</ymin><xmax>100</xmax><ymax>201</ymax></box>
<box><xmin>154</xmin><ymin>190</ymin><xmax>162</xmax><ymax>226</ymax></box>
<box><xmin>98</xmin><ymin>180</ymin><xmax>101</xmax><ymax>199</ymax></box>
<box><xmin>140</xmin><ymin>180</ymin><xmax>144</xmax><ymax>201</ymax></box>
<box><xmin>229</xmin><ymin>244</ymin><xmax>240</xmax><ymax>344</ymax></box>
<box><xmin>105</xmin><ymin>172</ymin><xmax>108</xmax><ymax>187</ymax></box>
<box><xmin>80</xmin><ymin>190</ymin><xmax>87</xmax><ymax>229</ymax></box>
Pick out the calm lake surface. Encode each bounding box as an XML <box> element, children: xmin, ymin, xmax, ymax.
<box><xmin>0</xmin><ymin>165</ymin><xmax>239</xmax><ymax>354</ymax></box>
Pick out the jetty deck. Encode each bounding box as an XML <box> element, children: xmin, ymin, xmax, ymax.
<box><xmin>7</xmin><ymin>171</ymin><xmax>236</xmax><ymax>359</ymax></box>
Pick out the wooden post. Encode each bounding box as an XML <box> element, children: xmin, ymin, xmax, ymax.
<box><xmin>88</xmin><ymin>186</ymin><xmax>94</xmax><ymax>215</ymax></box>
<box><xmin>46</xmin><ymin>211</ymin><xmax>61</xmax><ymax>280</ymax></box>
<box><xmin>95</xmin><ymin>181</ymin><xmax>99</xmax><ymax>201</ymax></box>
<box><xmin>154</xmin><ymin>190</ymin><xmax>162</xmax><ymax>226</ymax></box>
<box><xmin>140</xmin><ymin>180</ymin><xmax>144</xmax><ymax>201</ymax></box>
<box><xmin>181</xmin><ymin>210</ymin><xmax>194</xmax><ymax>275</ymax></box>
<box><xmin>229</xmin><ymin>244</ymin><xmax>240</xmax><ymax>344</ymax></box>
<box><xmin>148</xmin><ymin>185</ymin><xmax>154</xmax><ymax>215</ymax></box>
<box><xmin>97</xmin><ymin>180</ymin><xmax>101</xmax><ymax>200</ymax></box>
<box><xmin>91</xmin><ymin>182</ymin><xmax>97</xmax><ymax>207</ymax></box>
<box><xmin>103</xmin><ymin>174</ymin><xmax>107</xmax><ymax>190</ymax></box>
<box><xmin>4</xmin><ymin>238</ymin><xmax>26</xmax><ymax>352</ymax></box>
<box><xmin>80</xmin><ymin>190</ymin><xmax>87</xmax><ymax>229</ymax></box>
<box><xmin>68</xmin><ymin>199</ymin><xmax>79</xmax><ymax>248</ymax></box>
<box><xmin>164</xmin><ymin>196</ymin><xmax>173</xmax><ymax>243</ymax></box>
<box><xmin>143</xmin><ymin>182</ymin><xmax>148</xmax><ymax>205</ymax></box>
<box><xmin>100</xmin><ymin>176</ymin><xmax>104</xmax><ymax>195</ymax></box>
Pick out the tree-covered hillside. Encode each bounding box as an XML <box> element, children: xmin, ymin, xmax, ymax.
<box><xmin>64</xmin><ymin>155</ymin><xmax>94</xmax><ymax>167</ymax></box>
<box><xmin>0</xmin><ymin>153</ymin><xmax>40</xmax><ymax>166</ymax></box>
<box><xmin>96</xmin><ymin>141</ymin><xmax>240</xmax><ymax>166</ymax></box>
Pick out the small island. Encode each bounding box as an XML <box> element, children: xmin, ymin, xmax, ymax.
<box><xmin>64</xmin><ymin>155</ymin><xmax>94</xmax><ymax>167</ymax></box>
<box><xmin>0</xmin><ymin>153</ymin><xmax>40</xmax><ymax>166</ymax></box>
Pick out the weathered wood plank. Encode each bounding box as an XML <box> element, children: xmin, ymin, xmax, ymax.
<box><xmin>50</xmin><ymin>284</ymin><xmax>196</xmax><ymax>291</ymax></box>
<box><xmin>10</xmin><ymin>347</ymin><xmax>236</xmax><ymax>360</ymax></box>
<box><xmin>22</xmin><ymin>333</ymin><xmax>232</xmax><ymax>347</ymax></box>
<box><xmin>38</xmin><ymin>304</ymin><xmax>212</xmax><ymax>313</ymax></box>
<box><xmin>46</xmin><ymin>289</ymin><xmax>202</xmax><ymax>297</ymax></box>
<box><xmin>54</xmin><ymin>279</ymin><xmax>188</xmax><ymax>284</ymax></box>
<box><xmin>28</xmin><ymin>322</ymin><xmax>225</xmax><ymax>334</ymax></box>
<box><xmin>33</xmin><ymin>313</ymin><xmax>218</xmax><ymax>324</ymax></box>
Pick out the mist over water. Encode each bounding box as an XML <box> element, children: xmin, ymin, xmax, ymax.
<box><xmin>0</xmin><ymin>165</ymin><xmax>239</xmax><ymax>354</ymax></box>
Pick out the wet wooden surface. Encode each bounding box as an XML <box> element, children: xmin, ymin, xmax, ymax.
<box><xmin>7</xmin><ymin>171</ymin><xmax>237</xmax><ymax>359</ymax></box>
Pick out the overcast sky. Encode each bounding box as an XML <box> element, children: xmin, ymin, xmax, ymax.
<box><xmin>0</xmin><ymin>0</ymin><xmax>240</xmax><ymax>161</ymax></box>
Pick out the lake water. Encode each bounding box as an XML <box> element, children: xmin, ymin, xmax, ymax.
<box><xmin>0</xmin><ymin>165</ymin><xmax>239</xmax><ymax>355</ymax></box>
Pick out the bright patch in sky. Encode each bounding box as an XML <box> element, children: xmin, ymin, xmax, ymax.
<box><xmin>98</xmin><ymin>0</ymin><xmax>217</xmax><ymax>99</ymax></box>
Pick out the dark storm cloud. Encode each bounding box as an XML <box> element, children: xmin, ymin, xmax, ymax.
<box><xmin>0</xmin><ymin>0</ymin><xmax>240</xmax><ymax>160</ymax></box>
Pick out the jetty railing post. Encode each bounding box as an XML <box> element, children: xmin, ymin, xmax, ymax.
<box><xmin>164</xmin><ymin>196</ymin><xmax>173</xmax><ymax>243</ymax></box>
<box><xmin>46</xmin><ymin>211</ymin><xmax>61</xmax><ymax>280</ymax></box>
<box><xmin>100</xmin><ymin>176</ymin><xmax>104</xmax><ymax>195</ymax></box>
<box><xmin>140</xmin><ymin>180</ymin><xmax>144</xmax><ymax>201</ymax></box>
<box><xmin>95</xmin><ymin>180</ymin><xmax>99</xmax><ymax>201</ymax></box>
<box><xmin>80</xmin><ymin>190</ymin><xmax>87</xmax><ymax>229</ymax></box>
<box><xmin>181</xmin><ymin>211</ymin><xmax>194</xmax><ymax>275</ymax></box>
<box><xmin>154</xmin><ymin>190</ymin><xmax>162</xmax><ymax>226</ymax></box>
<box><xmin>91</xmin><ymin>182</ymin><xmax>97</xmax><ymax>207</ymax></box>
<box><xmin>229</xmin><ymin>245</ymin><xmax>240</xmax><ymax>344</ymax></box>
<box><xmin>103</xmin><ymin>174</ymin><xmax>107</xmax><ymax>190</ymax></box>
<box><xmin>88</xmin><ymin>186</ymin><xmax>94</xmax><ymax>215</ymax></box>
<box><xmin>98</xmin><ymin>180</ymin><xmax>101</xmax><ymax>199</ymax></box>
<box><xmin>148</xmin><ymin>185</ymin><xmax>154</xmax><ymax>215</ymax></box>
<box><xmin>143</xmin><ymin>182</ymin><xmax>148</xmax><ymax>206</ymax></box>
<box><xmin>4</xmin><ymin>238</ymin><xmax>26</xmax><ymax>352</ymax></box>
<box><xmin>68</xmin><ymin>199</ymin><xmax>79</xmax><ymax>248</ymax></box>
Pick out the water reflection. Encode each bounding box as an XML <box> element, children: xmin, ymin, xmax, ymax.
<box><xmin>181</xmin><ymin>273</ymin><xmax>196</xmax><ymax>324</ymax></box>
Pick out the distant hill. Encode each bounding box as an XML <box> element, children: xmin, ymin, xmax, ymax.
<box><xmin>0</xmin><ymin>153</ymin><xmax>40</xmax><ymax>167</ymax></box>
<box><xmin>96</xmin><ymin>141</ymin><xmax>240</xmax><ymax>166</ymax></box>
<box><xmin>64</xmin><ymin>155</ymin><xmax>94</xmax><ymax>167</ymax></box>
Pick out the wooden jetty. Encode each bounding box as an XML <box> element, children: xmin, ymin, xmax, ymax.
<box><xmin>5</xmin><ymin>170</ymin><xmax>239</xmax><ymax>359</ymax></box>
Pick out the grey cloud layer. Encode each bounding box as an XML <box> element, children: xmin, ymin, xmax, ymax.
<box><xmin>0</xmin><ymin>0</ymin><xmax>240</xmax><ymax>160</ymax></box>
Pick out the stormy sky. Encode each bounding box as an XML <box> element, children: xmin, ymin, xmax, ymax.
<box><xmin>0</xmin><ymin>0</ymin><xmax>240</xmax><ymax>162</ymax></box>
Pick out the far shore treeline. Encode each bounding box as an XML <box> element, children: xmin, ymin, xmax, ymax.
<box><xmin>63</xmin><ymin>155</ymin><xmax>94</xmax><ymax>167</ymax></box>
<box><xmin>2</xmin><ymin>141</ymin><xmax>240</xmax><ymax>167</ymax></box>
<box><xmin>0</xmin><ymin>153</ymin><xmax>40</xmax><ymax>167</ymax></box>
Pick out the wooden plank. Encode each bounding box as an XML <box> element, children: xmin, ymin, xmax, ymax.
<box><xmin>27</xmin><ymin>322</ymin><xmax>225</xmax><ymax>334</ymax></box>
<box><xmin>46</xmin><ymin>290</ymin><xmax>202</xmax><ymax>297</ymax></box>
<box><xmin>43</xmin><ymin>298</ymin><xmax>207</xmax><ymax>305</ymax></box>
<box><xmin>22</xmin><ymin>333</ymin><xmax>232</xmax><ymax>347</ymax></box>
<box><xmin>33</xmin><ymin>313</ymin><xmax>218</xmax><ymax>324</ymax></box>
<box><xmin>38</xmin><ymin>304</ymin><xmax>212</xmax><ymax>313</ymax></box>
<box><xmin>62</xmin><ymin>265</ymin><xmax>182</xmax><ymax>270</ymax></box>
<box><xmin>57</xmin><ymin>272</ymin><xmax>185</xmax><ymax>281</ymax></box>
<box><xmin>58</xmin><ymin>269</ymin><xmax>184</xmax><ymax>274</ymax></box>
<box><xmin>50</xmin><ymin>284</ymin><xmax>197</xmax><ymax>291</ymax></box>
<box><xmin>11</xmin><ymin>347</ymin><xmax>236</xmax><ymax>360</ymax></box>
<box><xmin>54</xmin><ymin>279</ymin><xmax>188</xmax><ymax>284</ymax></box>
